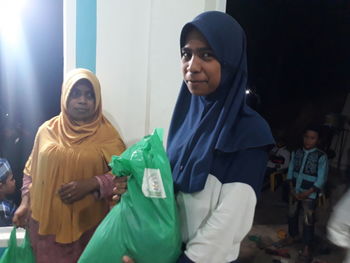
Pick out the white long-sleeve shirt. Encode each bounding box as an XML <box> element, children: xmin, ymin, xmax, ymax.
<box><xmin>177</xmin><ymin>176</ymin><xmax>256</xmax><ymax>263</ymax></box>
<box><xmin>176</xmin><ymin>147</ymin><xmax>268</xmax><ymax>263</ymax></box>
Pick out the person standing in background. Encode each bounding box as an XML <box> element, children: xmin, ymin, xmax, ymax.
<box><xmin>13</xmin><ymin>68</ymin><xmax>126</xmax><ymax>263</ymax></box>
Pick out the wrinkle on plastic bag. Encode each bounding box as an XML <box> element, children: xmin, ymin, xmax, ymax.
<box><xmin>79</xmin><ymin>128</ymin><xmax>181</xmax><ymax>263</ymax></box>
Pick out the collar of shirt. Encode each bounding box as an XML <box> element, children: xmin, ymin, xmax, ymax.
<box><xmin>302</xmin><ymin>147</ymin><xmax>317</xmax><ymax>154</ymax></box>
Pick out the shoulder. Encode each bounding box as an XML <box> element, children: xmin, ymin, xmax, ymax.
<box><xmin>34</xmin><ymin>116</ymin><xmax>60</xmax><ymax>140</ymax></box>
<box><xmin>294</xmin><ymin>148</ymin><xmax>303</xmax><ymax>154</ymax></box>
<box><xmin>246</xmin><ymin>114</ymin><xmax>273</xmax><ymax>141</ymax></box>
<box><xmin>314</xmin><ymin>149</ymin><xmax>327</xmax><ymax>159</ymax></box>
<box><xmin>316</xmin><ymin>148</ymin><xmax>326</xmax><ymax>156</ymax></box>
<box><xmin>216</xmin><ymin>146</ymin><xmax>269</xmax><ymax>197</ymax></box>
<box><xmin>215</xmin><ymin>146</ymin><xmax>269</xmax><ymax>163</ymax></box>
<box><xmin>292</xmin><ymin>148</ymin><xmax>304</xmax><ymax>157</ymax></box>
<box><xmin>37</xmin><ymin>116</ymin><xmax>59</xmax><ymax>133</ymax></box>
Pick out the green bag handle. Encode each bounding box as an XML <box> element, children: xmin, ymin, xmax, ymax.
<box><xmin>23</xmin><ymin>229</ymin><xmax>31</xmax><ymax>248</ymax></box>
<box><xmin>8</xmin><ymin>227</ymin><xmax>17</xmax><ymax>249</ymax></box>
<box><xmin>154</xmin><ymin>128</ymin><xmax>164</xmax><ymax>144</ymax></box>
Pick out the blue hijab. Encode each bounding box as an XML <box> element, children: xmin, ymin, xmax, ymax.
<box><xmin>167</xmin><ymin>11</ymin><xmax>274</xmax><ymax>193</ymax></box>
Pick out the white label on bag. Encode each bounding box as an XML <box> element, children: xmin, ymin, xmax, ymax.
<box><xmin>142</xmin><ymin>168</ymin><xmax>166</xmax><ymax>198</ymax></box>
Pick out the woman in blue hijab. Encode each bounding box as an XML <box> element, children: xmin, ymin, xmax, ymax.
<box><xmin>120</xmin><ymin>11</ymin><xmax>274</xmax><ymax>263</ymax></box>
<box><xmin>166</xmin><ymin>11</ymin><xmax>274</xmax><ymax>263</ymax></box>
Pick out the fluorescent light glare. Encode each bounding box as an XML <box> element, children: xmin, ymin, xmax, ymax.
<box><xmin>0</xmin><ymin>0</ymin><xmax>27</xmax><ymax>45</ymax></box>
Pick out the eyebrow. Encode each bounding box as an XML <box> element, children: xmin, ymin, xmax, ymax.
<box><xmin>181</xmin><ymin>47</ymin><xmax>213</xmax><ymax>52</ymax></box>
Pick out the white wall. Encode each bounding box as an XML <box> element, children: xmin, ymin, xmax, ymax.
<box><xmin>64</xmin><ymin>0</ymin><xmax>226</xmax><ymax>146</ymax></box>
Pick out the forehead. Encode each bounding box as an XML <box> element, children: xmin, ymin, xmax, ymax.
<box><xmin>184</xmin><ymin>28</ymin><xmax>210</xmax><ymax>48</ymax></box>
<box><xmin>305</xmin><ymin>130</ymin><xmax>319</xmax><ymax>137</ymax></box>
<box><xmin>70</xmin><ymin>82</ymin><xmax>94</xmax><ymax>94</ymax></box>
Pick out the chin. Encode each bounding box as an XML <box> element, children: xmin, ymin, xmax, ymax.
<box><xmin>188</xmin><ymin>88</ymin><xmax>205</xmax><ymax>96</ymax></box>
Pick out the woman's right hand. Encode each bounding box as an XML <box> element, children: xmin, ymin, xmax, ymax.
<box><xmin>112</xmin><ymin>176</ymin><xmax>128</xmax><ymax>203</ymax></box>
<box><xmin>13</xmin><ymin>195</ymin><xmax>30</xmax><ymax>227</ymax></box>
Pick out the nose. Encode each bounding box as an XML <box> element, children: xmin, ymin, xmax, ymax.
<box><xmin>77</xmin><ymin>95</ymin><xmax>88</xmax><ymax>104</ymax></box>
<box><xmin>187</xmin><ymin>55</ymin><xmax>201</xmax><ymax>73</ymax></box>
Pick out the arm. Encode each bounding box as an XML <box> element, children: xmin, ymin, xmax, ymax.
<box><xmin>328</xmin><ymin>210</ymin><xmax>350</xmax><ymax>248</ymax></box>
<box><xmin>180</xmin><ymin>183</ymin><xmax>256</xmax><ymax>263</ymax></box>
<box><xmin>21</xmin><ymin>173</ymin><xmax>32</xmax><ymax>196</ymax></box>
<box><xmin>314</xmin><ymin>154</ymin><xmax>328</xmax><ymax>190</ymax></box>
<box><xmin>13</xmin><ymin>174</ymin><xmax>31</xmax><ymax>227</ymax></box>
<box><xmin>327</xmin><ymin>190</ymin><xmax>350</xmax><ymax>248</ymax></box>
<box><xmin>58</xmin><ymin>177</ymin><xmax>99</xmax><ymax>204</ymax></box>
<box><xmin>94</xmin><ymin>173</ymin><xmax>115</xmax><ymax>199</ymax></box>
<box><xmin>179</xmin><ymin>147</ymin><xmax>268</xmax><ymax>263</ymax></box>
<box><xmin>286</xmin><ymin>152</ymin><xmax>295</xmax><ymax>181</ymax></box>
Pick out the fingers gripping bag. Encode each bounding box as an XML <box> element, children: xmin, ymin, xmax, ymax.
<box><xmin>78</xmin><ymin>129</ymin><xmax>181</xmax><ymax>263</ymax></box>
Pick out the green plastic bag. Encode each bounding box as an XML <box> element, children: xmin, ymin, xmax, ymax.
<box><xmin>0</xmin><ymin>227</ymin><xmax>36</xmax><ymax>263</ymax></box>
<box><xmin>79</xmin><ymin>129</ymin><xmax>181</xmax><ymax>263</ymax></box>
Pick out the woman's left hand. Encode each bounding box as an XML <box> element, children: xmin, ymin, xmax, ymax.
<box><xmin>58</xmin><ymin>178</ymin><xmax>99</xmax><ymax>204</ymax></box>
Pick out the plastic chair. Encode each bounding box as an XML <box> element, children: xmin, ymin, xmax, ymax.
<box><xmin>270</xmin><ymin>171</ymin><xmax>286</xmax><ymax>192</ymax></box>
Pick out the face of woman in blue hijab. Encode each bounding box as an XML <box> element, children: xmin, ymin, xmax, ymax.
<box><xmin>181</xmin><ymin>28</ymin><xmax>221</xmax><ymax>96</ymax></box>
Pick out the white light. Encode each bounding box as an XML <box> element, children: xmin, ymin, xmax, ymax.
<box><xmin>0</xmin><ymin>0</ymin><xmax>27</xmax><ymax>45</ymax></box>
<box><xmin>245</xmin><ymin>89</ymin><xmax>250</xmax><ymax>95</ymax></box>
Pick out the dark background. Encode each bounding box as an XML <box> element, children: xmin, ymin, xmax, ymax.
<box><xmin>227</xmin><ymin>0</ymin><xmax>350</xmax><ymax>147</ymax></box>
<box><xmin>0</xmin><ymin>0</ymin><xmax>63</xmax><ymax>203</ymax></box>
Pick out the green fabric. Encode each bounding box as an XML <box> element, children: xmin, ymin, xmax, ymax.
<box><xmin>0</xmin><ymin>228</ymin><xmax>35</xmax><ymax>263</ymax></box>
<box><xmin>79</xmin><ymin>129</ymin><xmax>181</xmax><ymax>263</ymax></box>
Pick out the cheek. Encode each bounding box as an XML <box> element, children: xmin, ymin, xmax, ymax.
<box><xmin>211</xmin><ymin>67</ymin><xmax>221</xmax><ymax>90</ymax></box>
<box><xmin>92</xmin><ymin>100</ymin><xmax>96</xmax><ymax>108</ymax></box>
<box><xmin>88</xmin><ymin>100</ymin><xmax>96</xmax><ymax>112</ymax></box>
<box><xmin>67</xmin><ymin>99</ymin><xmax>75</xmax><ymax>110</ymax></box>
<box><xmin>212</xmin><ymin>61</ymin><xmax>221</xmax><ymax>81</ymax></box>
<box><xmin>181</xmin><ymin>63</ymin><xmax>187</xmax><ymax>77</ymax></box>
<box><xmin>215</xmin><ymin>71</ymin><xmax>221</xmax><ymax>87</ymax></box>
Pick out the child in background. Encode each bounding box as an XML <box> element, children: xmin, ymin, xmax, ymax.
<box><xmin>284</xmin><ymin>126</ymin><xmax>328</xmax><ymax>263</ymax></box>
<box><xmin>0</xmin><ymin>158</ymin><xmax>16</xmax><ymax>226</ymax></box>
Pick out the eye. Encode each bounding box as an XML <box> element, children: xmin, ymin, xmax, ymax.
<box><xmin>181</xmin><ymin>49</ymin><xmax>192</xmax><ymax>61</ymax></box>
<box><xmin>70</xmin><ymin>89</ymin><xmax>80</xmax><ymax>98</ymax></box>
<box><xmin>200</xmin><ymin>51</ymin><xmax>215</xmax><ymax>60</ymax></box>
<box><xmin>86</xmin><ymin>92</ymin><xmax>95</xmax><ymax>100</ymax></box>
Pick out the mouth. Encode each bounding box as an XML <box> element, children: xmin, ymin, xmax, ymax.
<box><xmin>75</xmin><ymin>108</ymin><xmax>89</xmax><ymax>113</ymax></box>
<box><xmin>186</xmin><ymin>80</ymin><xmax>207</xmax><ymax>83</ymax></box>
<box><xmin>186</xmin><ymin>80</ymin><xmax>208</xmax><ymax>87</ymax></box>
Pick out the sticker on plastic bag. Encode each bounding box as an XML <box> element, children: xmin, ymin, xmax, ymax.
<box><xmin>142</xmin><ymin>168</ymin><xmax>166</xmax><ymax>198</ymax></box>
